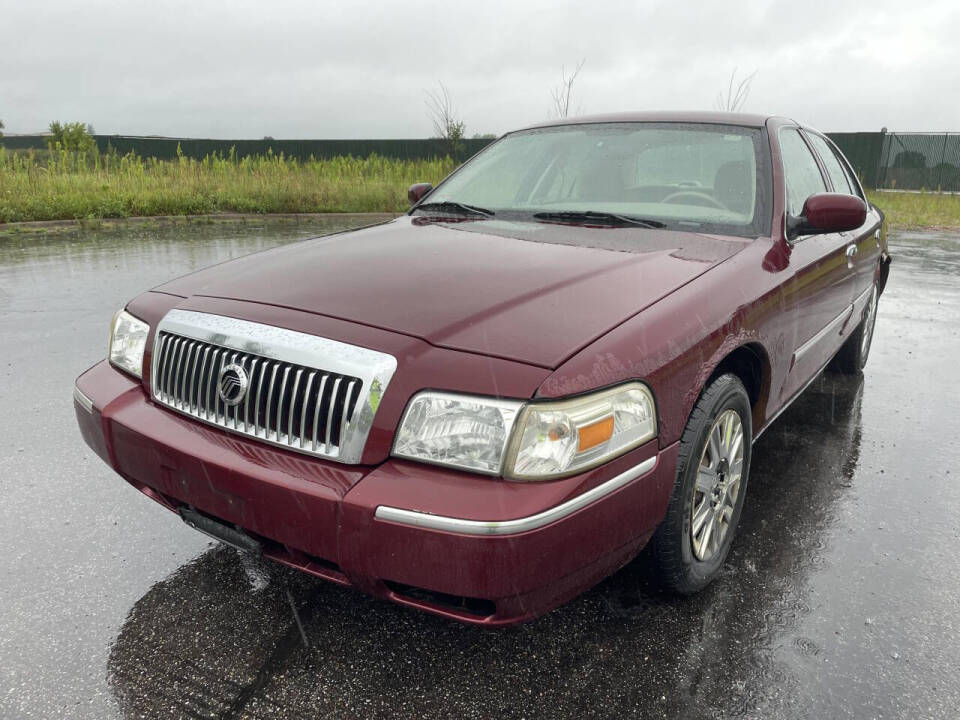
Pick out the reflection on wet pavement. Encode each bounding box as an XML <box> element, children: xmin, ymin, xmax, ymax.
<box><xmin>2</xmin><ymin>225</ymin><xmax>959</xmax><ymax>719</ymax></box>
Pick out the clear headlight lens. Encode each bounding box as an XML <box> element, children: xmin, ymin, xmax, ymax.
<box><xmin>392</xmin><ymin>392</ymin><xmax>523</xmax><ymax>474</ymax></box>
<box><xmin>108</xmin><ymin>309</ymin><xmax>149</xmax><ymax>378</ymax></box>
<box><xmin>504</xmin><ymin>383</ymin><xmax>656</xmax><ymax>480</ymax></box>
<box><xmin>392</xmin><ymin>382</ymin><xmax>656</xmax><ymax>480</ymax></box>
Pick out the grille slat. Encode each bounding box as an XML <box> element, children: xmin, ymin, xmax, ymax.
<box><xmin>264</xmin><ymin>363</ymin><xmax>279</xmax><ymax>439</ymax></box>
<box><xmin>312</xmin><ymin>375</ymin><xmax>328</xmax><ymax>452</ymax></box>
<box><xmin>164</xmin><ymin>337</ymin><xmax>180</xmax><ymax>402</ymax></box>
<box><xmin>288</xmin><ymin>369</ymin><xmax>303</xmax><ymax>445</ymax></box>
<box><xmin>340</xmin><ymin>379</ymin><xmax>356</xmax><ymax>445</ymax></box>
<box><xmin>152</xmin><ymin>331</ymin><xmax>363</xmax><ymax>460</ymax></box>
<box><xmin>276</xmin><ymin>367</ymin><xmax>291</xmax><ymax>440</ymax></box>
<box><xmin>253</xmin><ymin>360</ymin><xmax>267</xmax><ymax>435</ymax></box>
<box><xmin>185</xmin><ymin>342</ymin><xmax>199</xmax><ymax>411</ymax></box>
<box><xmin>205</xmin><ymin>348</ymin><xmax>220</xmax><ymax>420</ymax></box>
<box><xmin>153</xmin><ymin>335</ymin><xmax>168</xmax><ymax>400</ymax></box>
<box><xmin>299</xmin><ymin>372</ymin><xmax>316</xmax><ymax>450</ymax></box>
<box><xmin>243</xmin><ymin>357</ymin><xmax>258</xmax><ymax>433</ymax></box>
<box><xmin>173</xmin><ymin>341</ymin><xmax>188</xmax><ymax>408</ymax></box>
<box><xmin>197</xmin><ymin>348</ymin><xmax>211</xmax><ymax>415</ymax></box>
<box><xmin>325</xmin><ymin>377</ymin><xmax>341</xmax><ymax>452</ymax></box>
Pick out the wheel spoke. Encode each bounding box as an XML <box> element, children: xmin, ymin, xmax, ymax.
<box><xmin>725</xmin><ymin>474</ymin><xmax>741</xmax><ymax>501</ymax></box>
<box><xmin>700</xmin><ymin>512</ymin><xmax>715</xmax><ymax>555</ymax></box>
<box><xmin>722</xmin><ymin>412</ymin><xmax>738</xmax><ymax>454</ymax></box>
<box><xmin>713</xmin><ymin>509</ymin><xmax>728</xmax><ymax>549</ymax></box>
<box><xmin>692</xmin><ymin>498</ymin><xmax>711</xmax><ymax>537</ymax></box>
<box><xmin>708</xmin><ymin>426</ymin><xmax>722</xmax><ymax>466</ymax></box>
<box><xmin>728</xmin><ymin>457</ymin><xmax>743</xmax><ymax>478</ymax></box>
<box><xmin>729</xmin><ymin>427</ymin><xmax>743</xmax><ymax>461</ymax></box>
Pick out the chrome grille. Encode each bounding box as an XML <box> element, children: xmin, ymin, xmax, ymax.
<box><xmin>150</xmin><ymin>310</ymin><xmax>398</xmax><ymax>463</ymax></box>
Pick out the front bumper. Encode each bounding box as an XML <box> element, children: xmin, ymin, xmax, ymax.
<box><xmin>75</xmin><ymin>360</ymin><xmax>677</xmax><ymax>625</ymax></box>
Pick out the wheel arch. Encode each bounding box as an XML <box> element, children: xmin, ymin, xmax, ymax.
<box><xmin>702</xmin><ymin>342</ymin><xmax>771</xmax><ymax>434</ymax></box>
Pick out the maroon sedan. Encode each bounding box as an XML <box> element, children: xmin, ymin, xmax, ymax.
<box><xmin>74</xmin><ymin>112</ymin><xmax>890</xmax><ymax>625</ymax></box>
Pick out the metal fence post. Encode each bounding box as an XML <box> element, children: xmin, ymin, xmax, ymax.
<box><xmin>876</xmin><ymin>127</ymin><xmax>888</xmax><ymax>190</ymax></box>
<box><xmin>936</xmin><ymin>132</ymin><xmax>949</xmax><ymax>191</ymax></box>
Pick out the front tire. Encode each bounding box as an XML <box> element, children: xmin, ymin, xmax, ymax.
<box><xmin>651</xmin><ymin>374</ymin><xmax>752</xmax><ymax>594</ymax></box>
<box><xmin>832</xmin><ymin>282</ymin><xmax>879</xmax><ymax>374</ymax></box>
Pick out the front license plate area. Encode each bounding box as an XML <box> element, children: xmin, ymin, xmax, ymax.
<box><xmin>179</xmin><ymin>506</ymin><xmax>262</xmax><ymax>554</ymax></box>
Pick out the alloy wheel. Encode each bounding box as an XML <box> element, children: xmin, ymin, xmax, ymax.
<box><xmin>690</xmin><ymin>409</ymin><xmax>745</xmax><ymax>561</ymax></box>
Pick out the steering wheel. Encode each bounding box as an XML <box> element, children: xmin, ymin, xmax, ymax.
<box><xmin>661</xmin><ymin>190</ymin><xmax>728</xmax><ymax>210</ymax></box>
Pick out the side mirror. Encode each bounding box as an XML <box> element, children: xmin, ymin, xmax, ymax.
<box><xmin>408</xmin><ymin>182</ymin><xmax>433</xmax><ymax>206</ymax></box>
<box><xmin>787</xmin><ymin>193</ymin><xmax>866</xmax><ymax>240</ymax></box>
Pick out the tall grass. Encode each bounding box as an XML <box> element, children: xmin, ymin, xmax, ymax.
<box><xmin>0</xmin><ymin>146</ymin><xmax>456</xmax><ymax>223</ymax></box>
<box><xmin>2</xmin><ymin>146</ymin><xmax>958</xmax><ymax>229</ymax></box>
<box><xmin>867</xmin><ymin>190</ymin><xmax>960</xmax><ymax>230</ymax></box>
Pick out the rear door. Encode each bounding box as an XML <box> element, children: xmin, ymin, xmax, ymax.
<box><xmin>777</xmin><ymin>127</ymin><xmax>856</xmax><ymax>400</ymax></box>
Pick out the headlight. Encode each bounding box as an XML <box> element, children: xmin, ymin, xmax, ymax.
<box><xmin>108</xmin><ymin>309</ymin><xmax>149</xmax><ymax>378</ymax></box>
<box><xmin>392</xmin><ymin>382</ymin><xmax>656</xmax><ymax>479</ymax></box>
<box><xmin>392</xmin><ymin>392</ymin><xmax>523</xmax><ymax>474</ymax></box>
<box><xmin>504</xmin><ymin>383</ymin><xmax>656</xmax><ymax>480</ymax></box>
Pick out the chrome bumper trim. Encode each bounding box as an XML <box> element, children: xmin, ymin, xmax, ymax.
<box><xmin>375</xmin><ymin>455</ymin><xmax>658</xmax><ymax>536</ymax></box>
<box><xmin>73</xmin><ymin>385</ymin><xmax>94</xmax><ymax>413</ymax></box>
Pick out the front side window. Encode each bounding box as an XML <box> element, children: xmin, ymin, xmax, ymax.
<box><xmin>806</xmin><ymin>132</ymin><xmax>852</xmax><ymax>195</ymax></box>
<box><xmin>423</xmin><ymin>123</ymin><xmax>771</xmax><ymax>236</ymax></box>
<box><xmin>779</xmin><ymin>128</ymin><xmax>827</xmax><ymax>216</ymax></box>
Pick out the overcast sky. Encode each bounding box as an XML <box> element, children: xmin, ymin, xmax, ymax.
<box><xmin>2</xmin><ymin>0</ymin><xmax>958</xmax><ymax>138</ymax></box>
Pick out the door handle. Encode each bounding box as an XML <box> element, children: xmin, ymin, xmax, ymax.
<box><xmin>846</xmin><ymin>243</ymin><xmax>858</xmax><ymax>269</ymax></box>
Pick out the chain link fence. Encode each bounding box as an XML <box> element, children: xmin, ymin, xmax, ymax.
<box><xmin>832</xmin><ymin>131</ymin><xmax>960</xmax><ymax>193</ymax></box>
<box><xmin>877</xmin><ymin>133</ymin><xmax>960</xmax><ymax>192</ymax></box>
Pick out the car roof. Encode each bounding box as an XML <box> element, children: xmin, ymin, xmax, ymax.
<box><xmin>515</xmin><ymin>110</ymin><xmax>783</xmax><ymax>132</ymax></box>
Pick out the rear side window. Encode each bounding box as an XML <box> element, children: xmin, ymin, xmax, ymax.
<box><xmin>779</xmin><ymin>128</ymin><xmax>827</xmax><ymax>216</ymax></box>
<box><xmin>806</xmin><ymin>132</ymin><xmax>852</xmax><ymax>195</ymax></box>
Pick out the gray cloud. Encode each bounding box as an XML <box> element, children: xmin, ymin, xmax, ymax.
<box><xmin>2</xmin><ymin>0</ymin><xmax>957</xmax><ymax>137</ymax></box>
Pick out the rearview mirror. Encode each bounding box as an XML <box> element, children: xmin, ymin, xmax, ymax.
<box><xmin>787</xmin><ymin>193</ymin><xmax>866</xmax><ymax>240</ymax></box>
<box><xmin>408</xmin><ymin>183</ymin><xmax>433</xmax><ymax>206</ymax></box>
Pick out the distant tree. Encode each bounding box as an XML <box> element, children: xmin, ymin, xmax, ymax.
<box><xmin>472</xmin><ymin>133</ymin><xmax>497</xmax><ymax>139</ymax></box>
<box><xmin>550</xmin><ymin>59</ymin><xmax>586</xmax><ymax>119</ymax></box>
<box><xmin>892</xmin><ymin>151</ymin><xmax>926</xmax><ymax>169</ymax></box>
<box><xmin>47</xmin><ymin>121</ymin><xmax>96</xmax><ymax>152</ymax></box>
<box><xmin>0</xmin><ymin>119</ymin><xmax>4</xmax><ymax>138</ymax></box>
<box><xmin>714</xmin><ymin>68</ymin><xmax>757</xmax><ymax>112</ymax></box>
<box><xmin>425</xmin><ymin>82</ymin><xmax>465</xmax><ymax>158</ymax></box>
<box><xmin>931</xmin><ymin>162</ymin><xmax>958</xmax><ymax>190</ymax></box>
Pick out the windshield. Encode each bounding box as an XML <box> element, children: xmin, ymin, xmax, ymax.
<box><xmin>423</xmin><ymin>122</ymin><xmax>771</xmax><ymax>235</ymax></box>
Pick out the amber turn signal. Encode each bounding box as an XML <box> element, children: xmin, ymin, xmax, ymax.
<box><xmin>577</xmin><ymin>416</ymin><xmax>614</xmax><ymax>452</ymax></box>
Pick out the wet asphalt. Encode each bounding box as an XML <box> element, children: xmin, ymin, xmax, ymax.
<box><xmin>0</xmin><ymin>219</ymin><xmax>958</xmax><ymax>719</ymax></box>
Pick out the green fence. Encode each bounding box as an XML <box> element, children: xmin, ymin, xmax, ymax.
<box><xmin>830</xmin><ymin>131</ymin><xmax>960</xmax><ymax>192</ymax></box>
<box><xmin>827</xmin><ymin>132</ymin><xmax>886</xmax><ymax>189</ymax></box>
<box><xmin>877</xmin><ymin>133</ymin><xmax>960</xmax><ymax>192</ymax></box>
<box><xmin>0</xmin><ymin>134</ymin><xmax>494</xmax><ymax>162</ymax></box>
<box><xmin>0</xmin><ymin>134</ymin><xmax>49</xmax><ymax>151</ymax></box>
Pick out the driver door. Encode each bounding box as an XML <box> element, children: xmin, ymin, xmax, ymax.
<box><xmin>776</xmin><ymin>127</ymin><xmax>857</xmax><ymax>401</ymax></box>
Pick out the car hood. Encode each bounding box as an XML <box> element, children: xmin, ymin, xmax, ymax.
<box><xmin>154</xmin><ymin>216</ymin><xmax>750</xmax><ymax>368</ymax></box>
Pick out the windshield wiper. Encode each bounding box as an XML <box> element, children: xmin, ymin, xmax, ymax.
<box><xmin>413</xmin><ymin>201</ymin><xmax>494</xmax><ymax>217</ymax></box>
<box><xmin>533</xmin><ymin>211</ymin><xmax>665</xmax><ymax>229</ymax></box>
